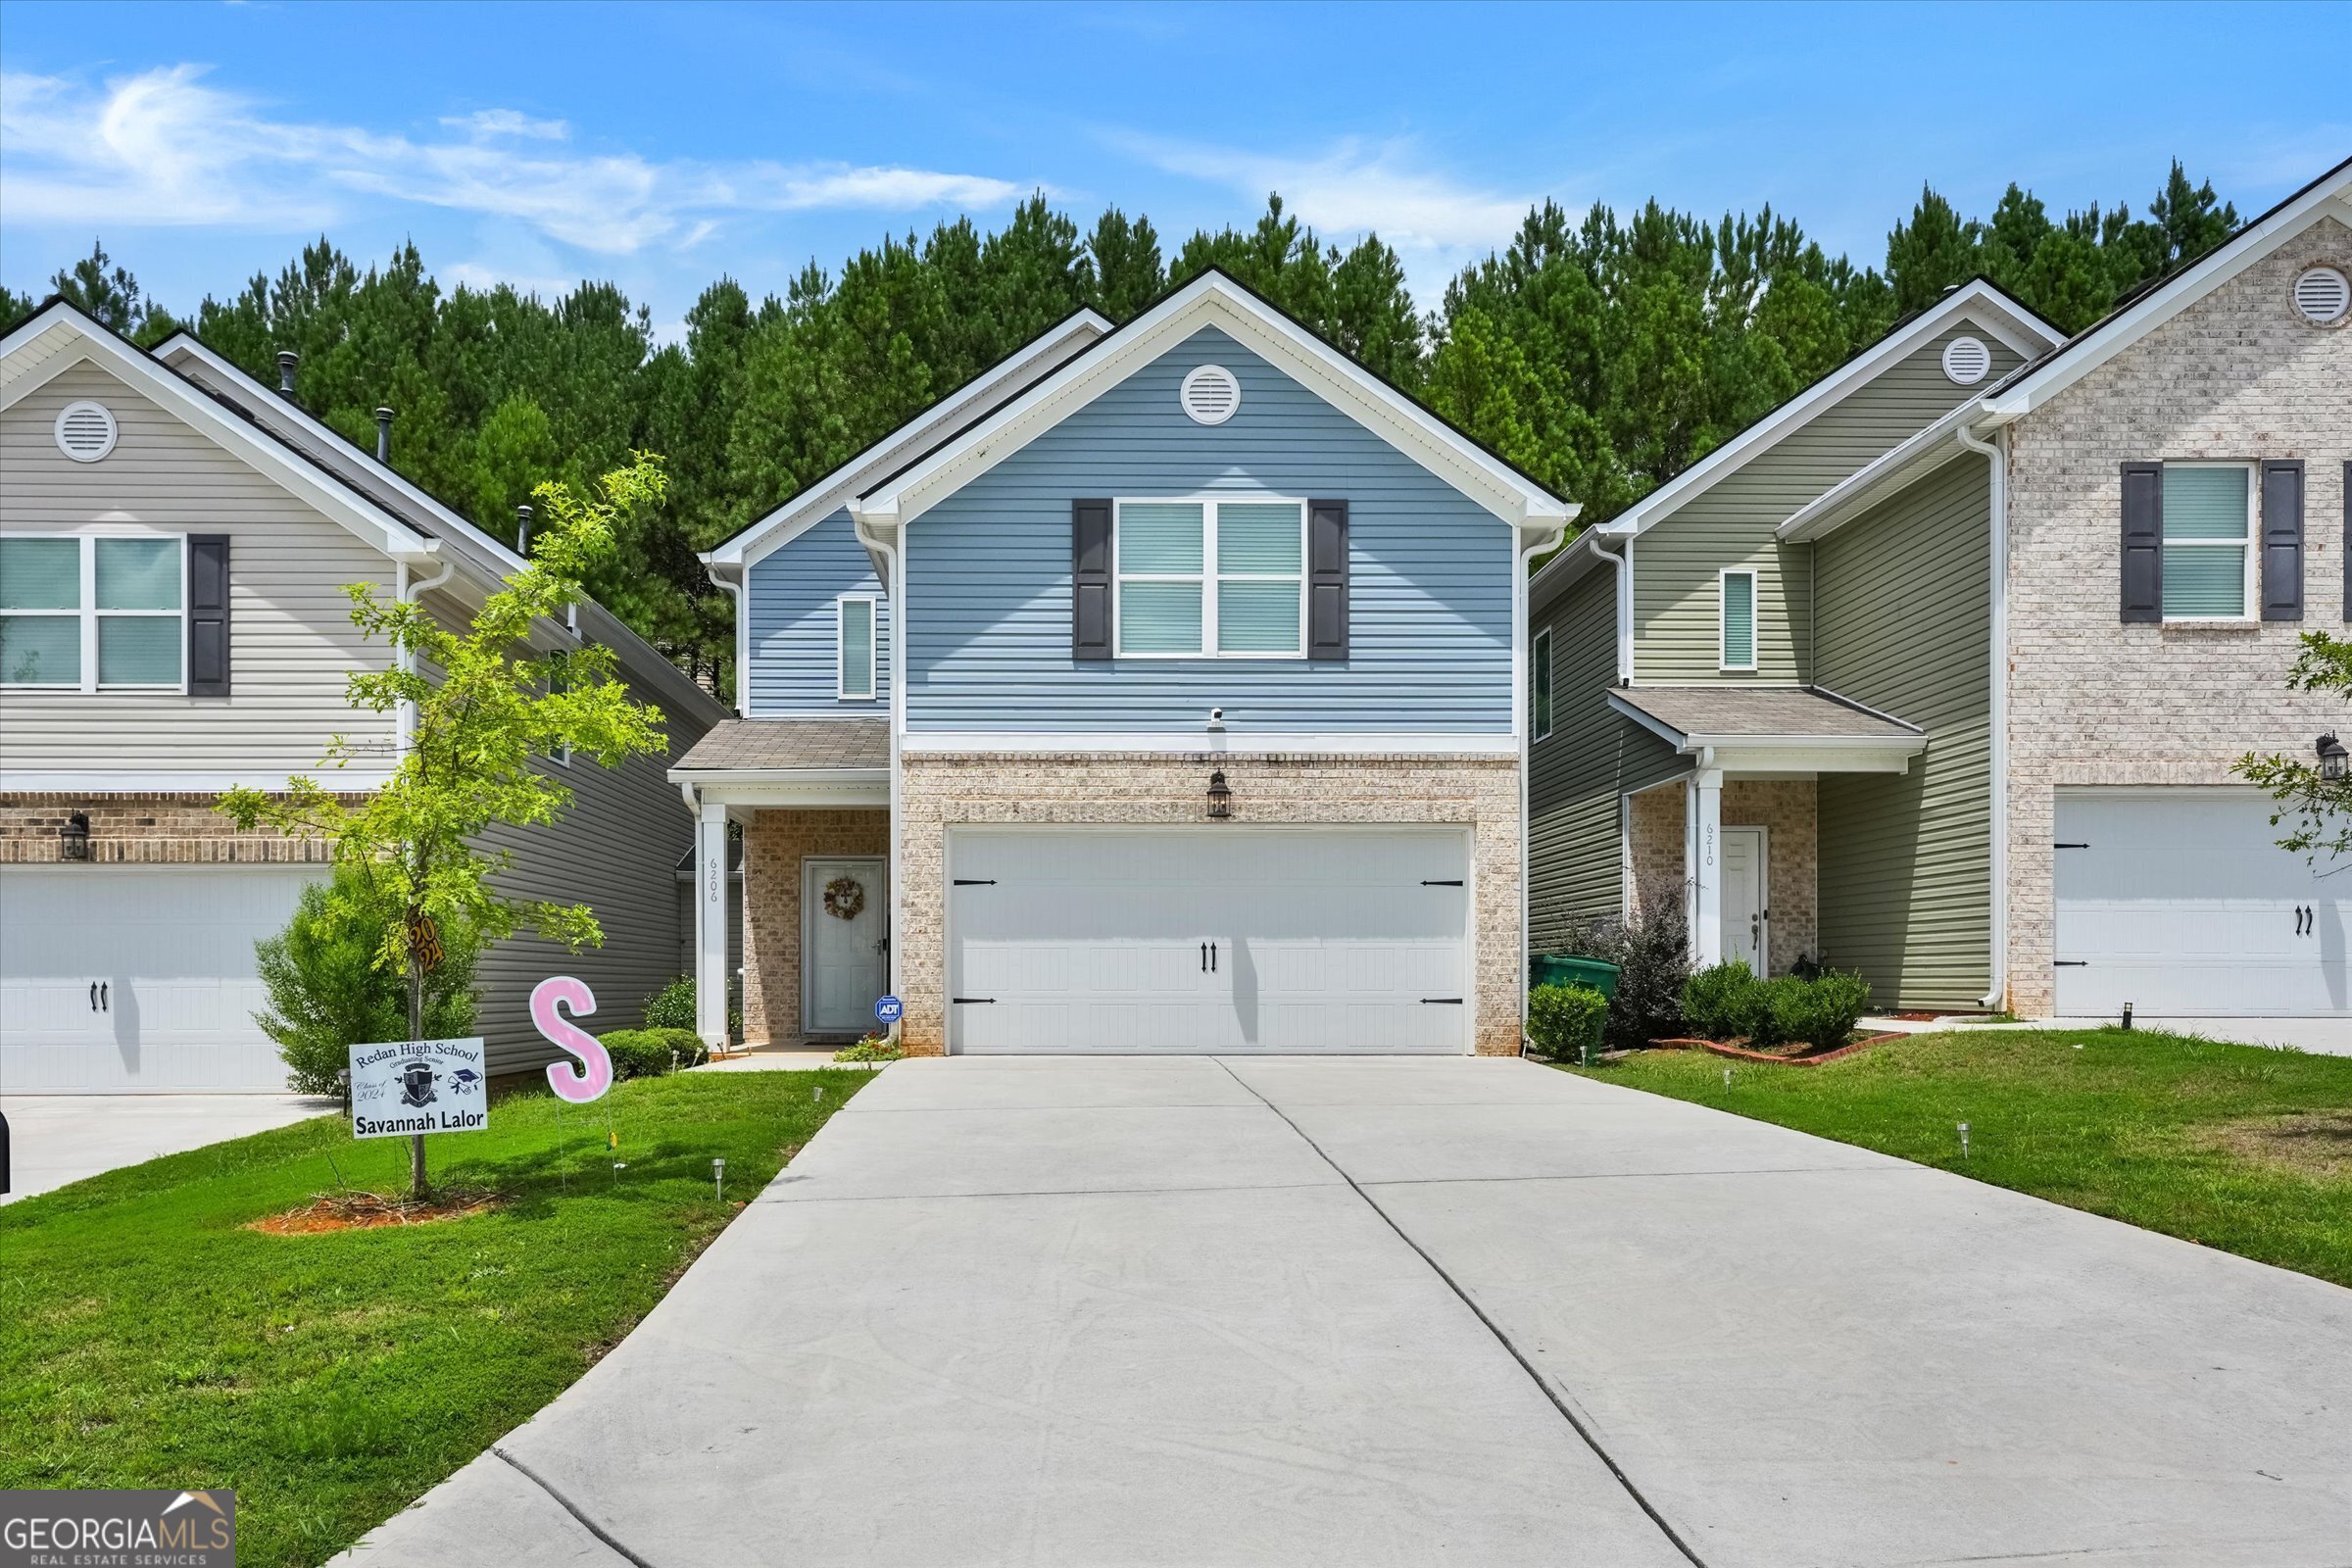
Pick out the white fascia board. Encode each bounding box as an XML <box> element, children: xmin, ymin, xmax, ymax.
<box><xmin>675</xmin><ymin>776</ymin><xmax>891</xmax><ymax>809</ymax></box>
<box><xmin>0</xmin><ymin>770</ymin><xmax>399</xmax><ymax>792</ymax></box>
<box><xmin>1704</xmin><ymin>743</ymin><xmax>1918</xmax><ymax>775</ymax></box>
<box><xmin>851</xmin><ymin>273</ymin><xmax>1576</xmax><ymax>533</ymax></box>
<box><xmin>1</xmin><ymin>307</ymin><xmax>432</xmax><ymax>562</ymax></box>
<box><xmin>899</xmin><ymin>730</ymin><xmax>1519</xmax><ymax>757</ymax></box>
<box><xmin>1527</xmin><ymin>523</ymin><xmax>1616</xmax><ymax>612</ymax></box>
<box><xmin>710</xmin><ymin>309</ymin><xmax>1113</xmax><ymax>571</ymax></box>
<box><xmin>1776</xmin><ymin>404</ymin><xmax>1983</xmax><ymax>542</ymax></box>
<box><xmin>1982</xmin><ymin>172</ymin><xmax>2352</xmax><ymax>420</ymax></box>
<box><xmin>1596</xmin><ymin>282</ymin><xmax>2061</xmax><ymax>541</ymax></box>
<box><xmin>666</xmin><ymin>765</ymin><xmax>890</xmax><ymax>788</ymax></box>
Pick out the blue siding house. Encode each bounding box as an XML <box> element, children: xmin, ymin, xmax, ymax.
<box><xmin>678</xmin><ymin>271</ymin><xmax>1575</xmax><ymax>1057</ymax></box>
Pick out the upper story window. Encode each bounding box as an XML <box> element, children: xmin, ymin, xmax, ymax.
<box><xmin>1719</xmin><ymin>568</ymin><xmax>1758</xmax><ymax>671</ymax></box>
<box><xmin>0</xmin><ymin>533</ymin><xmax>185</xmax><ymax>691</ymax></box>
<box><xmin>837</xmin><ymin>594</ymin><xmax>877</xmax><ymax>699</ymax></box>
<box><xmin>2160</xmin><ymin>464</ymin><xmax>2254</xmax><ymax>620</ymax></box>
<box><xmin>1114</xmin><ymin>497</ymin><xmax>1305</xmax><ymax>659</ymax></box>
<box><xmin>1531</xmin><ymin>627</ymin><xmax>1553</xmax><ymax>741</ymax></box>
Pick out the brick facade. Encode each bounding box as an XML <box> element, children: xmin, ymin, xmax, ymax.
<box><xmin>740</xmin><ymin>808</ymin><xmax>890</xmax><ymax>1045</ymax></box>
<box><xmin>2002</xmin><ymin>216</ymin><xmax>2352</xmax><ymax>1014</ymax></box>
<box><xmin>0</xmin><ymin>793</ymin><xmax>339</xmax><ymax>863</ymax></box>
<box><xmin>1625</xmin><ymin>777</ymin><xmax>1819</xmax><ymax>975</ymax></box>
<box><xmin>895</xmin><ymin>752</ymin><xmax>1524</xmax><ymax>1056</ymax></box>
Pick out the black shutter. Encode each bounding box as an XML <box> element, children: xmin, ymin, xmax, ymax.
<box><xmin>1072</xmin><ymin>499</ymin><xmax>1112</xmax><ymax>660</ymax></box>
<box><xmin>188</xmin><ymin>534</ymin><xmax>230</xmax><ymax>697</ymax></box>
<box><xmin>2120</xmin><ymin>462</ymin><xmax>2162</xmax><ymax>623</ymax></box>
<box><xmin>2260</xmin><ymin>460</ymin><xmax>2305</xmax><ymax>621</ymax></box>
<box><xmin>1307</xmin><ymin>499</ymin><xmax>1348</xmax><ymax>661</ymax></box>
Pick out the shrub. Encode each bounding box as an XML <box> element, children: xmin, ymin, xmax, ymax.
<box><xmin>1526</xmin><ymin>983</ymin><xmax>1609</xmax><ymax>1064</ymax></box>
<box><xmin>1564</xmin><ymin>904</ymin><xmax>1689</xmax><ymax>1050</ymax></box>
<box><xmin>1764</xmin><ymin>969</ymin><xmax>1875</xmax><ymax>1052</ymax></box>
<box><xmin>254</xmin><ymin>867</ymin><xmax>477</xmax><ymax>1096</ymax></box>
<box><xmin>834</xmin><ymin>1034</ymin><xmax>905</xmax><ymax>1064</ymax></box>
<box><xmin>599</xmin><ymin>1027</ymin><xmax>709</xmax><ymax>1080</ymax></box>
<box><xmin>642</xmin><ymin>975</ymin><xmax>696</xmax><ymax>1031</ymax></box>
<box><xmin>1680</xmin><ymin>961</ymin><xmax>1763</xmax><ymax>1042</ymax></box>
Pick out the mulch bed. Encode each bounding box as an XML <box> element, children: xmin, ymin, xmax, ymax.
<box><xmin>247</xmin><ymin>1190</ymin><xmax>503</xmax><ymax>1235</ymax></box>
<box><xmin>1649</xmin><ymin>1032</ymin><xmax>1905</xmax><ymax>1067</ymax></box>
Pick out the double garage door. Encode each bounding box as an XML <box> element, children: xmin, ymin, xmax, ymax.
<box><xmin>2055</xmin><ymin>789</ymin><xmax>2347</xmax><ymax>1017</ymax></box>
<box><xmin>1</xmin><ymin>865</ymin><xmax>321</xmax><ymax>1092</ymax></box>
<box><xmin>947</xmin><ymin>827</ymin><xmax>1472</xmax><ymax>1054</ymax></box>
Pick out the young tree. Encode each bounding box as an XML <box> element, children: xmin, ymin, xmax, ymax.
<box><xmin>2236</xmin><ymin>631</ymin><xmax>2352</xmax><ymax>860</ymax></box>
<box><xmin>220</xmin><ymin>455</ymin><xmax>673</xmax><ymax>1197</ymax></box>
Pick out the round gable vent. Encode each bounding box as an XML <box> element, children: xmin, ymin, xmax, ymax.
<box><xmin>1940</xmin><ymin>336</ymin><xmax>1992</xmax><ymax>386</ymax></box>
<box><xmin>2292</xmin><ymin>266</ymin><xmax>2349</xmax><ymax>324</ymax></box>
<box><xmin>54</xmin><ymin>400</ymin><xmax>119</xmax><ymax>463</ymax></box>
<box><xmin>1179</xmin><ymin>364</ymin><xmax>1241</xmax><ymax>425</ymax></box>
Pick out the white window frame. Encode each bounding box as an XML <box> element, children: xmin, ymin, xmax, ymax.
<box><xmin>836</xmin><ymin>593</ymin><xmax>879</xmax><ymax>701</ymax></box>
<box><xmin>2159</xmin><ymin>462</ymin><xmax>2258</xmax><ymax>624</ymax></box>
<box><xmin>1718</xmin><ymin>566</ymin><xmax>1759</xmax><ymax>672</ymax></box>
<box><xmin>1532</xmin><ymin>626</ymin><xmax>1553</xmax><ymax>742</ymax></box>
<box><xmin>0</xmin><ymin>530</ymin><xmax>187</xmax><ymax>694</ymax></box>
<box><xmin>1111</xmin><ymin>495</ymin><xmax>1309</xmax><ymax>660</ymax></box>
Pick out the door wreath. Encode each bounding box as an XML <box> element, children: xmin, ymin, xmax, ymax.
<box><xmin>822</xmin><ymin>876</ymin><xmax>866</xmax><ymax>921</ymax></box>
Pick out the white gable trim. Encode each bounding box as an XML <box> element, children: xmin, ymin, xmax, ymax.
<box><xmin>0</xmin><ymin>304</ymin><xmax>434</xmax><ymax>562</ymax></box>
<box><xmin>849</xmin><ymin>271</ymin><xmax>1576</xmax><ymax>537</ymax></box>
<box><xmin>1576</xmin><ymin>281</ymin><xmax>2058</xmax><ymax>547</ymax></box>
<box><xmin>708</xmin><ymin>308</ymin><xmax>1112</xmax><ymax>572</ymax></box>
<box><xmin>1981</xmin><ymin>164</ymin><xmax>2352</xmax><ymax>421</ymax></box>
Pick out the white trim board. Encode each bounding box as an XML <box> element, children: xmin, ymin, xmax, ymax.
<box><xmin>851</xmin><ymin>271</ymin><xmax>1577</xmax><ymax>538</ymax></box>
<box><xmin>898</xmin><ymin>730</ymin><xmax>1520</xmax><ymax>757</ymax></box>
<box><xmin>0</xmin><ymin>771</ymin><xmax>400</xmax><ymax>792</ymax></box>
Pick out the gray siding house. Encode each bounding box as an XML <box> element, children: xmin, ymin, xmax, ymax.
<box><xmin>1</xmin><ymin>300</ymin><xmax>730</xmax><ymax>1092</ymax></box>
<box><xmin>682</xmin><ymin>270</ymin><xmax>1575</xmax><ymax>1056</ymax></box>
<box><xmin>1530</xmin><ymin>155</ymin><xmax>2352</xmax><ymax>1022</ymax></box>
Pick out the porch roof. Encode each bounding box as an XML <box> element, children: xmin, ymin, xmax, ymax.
<box><xmin>672</xmin><ymin>717</ymin><xmax>891</xmax><ymax>774</ymax></box>
<box><xmin>1606</xmin><ymin>685</ymin><xmax>1926</xmax><ymax>774</ymax></box>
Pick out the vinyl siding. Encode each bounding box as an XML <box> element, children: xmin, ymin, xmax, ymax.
<box><xmin>744</xmin><ymin>509</ymin><xmax>891</xmax><ymax>716</ymax></box>
<box><xmin>1634</xmin><ymin>322</ymin><xmax>2024</xmax><ymax>683</ymax></box>
<box><xmin>1527</xmin><ymin>565</ymin><xmax>1687</xmax><ymax>950</ymax></box>
<box><xmin>905</xmin><ymin>327</ymin><xmax>1513</xmax><ymax>733</ymax></box>
<box><xmin>1812</xmin><ymin>454</ymin><xmax>1993</xmax><ymax>1009</ymax></box>
<box><xmin>1</xmin><ymin>359</ymin><xmax>399</xmax><ymax>775</ymax></box>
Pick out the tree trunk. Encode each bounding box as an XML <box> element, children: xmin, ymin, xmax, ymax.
<box><xmin>408</xmin><ymin>934</ymin><xmax>427</xmax><ymax>1201</ymax></box>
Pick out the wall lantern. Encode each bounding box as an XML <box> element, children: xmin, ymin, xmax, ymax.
<box><xmin>2320</xmin><ymin>733</ymin><xmax>2349</xmax><ymax>784</ymax></box>
<box><xmin>1204</xmin><ymin>769</ymin><xmax>1232</xmax><ymax>820</ymax></box>
<box><xmin>59</xmin><ymin>811</ymin><xmax>91</xmax><ymax>861</ymax></box>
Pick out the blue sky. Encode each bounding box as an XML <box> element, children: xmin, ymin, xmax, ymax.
<box><xmin>4</xmin><ymin>1</ymin><xmax>2345</xmax><ymax>337</ymax></box>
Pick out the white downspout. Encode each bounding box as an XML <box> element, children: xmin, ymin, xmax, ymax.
<box><xmin>393</xmin><ymin>545</ymin><xmax>451</xmax><ymax>757</ymax></box>
<box><xmin>1583</xmin><ymin>529</ymin><xmax>1632</xmax><ymax>684</ymax></box>
<box><xmin>706</xmin><ymin>561</ymin><xmax>750</xmax><ymax>717</ymax></box>
<box><xmin>1517</xmin><ymin>515</ymin><xmax>1572</xmax><ymax>1054</ymax></box>
<box><xmin>853</xmin><ymin>514</ymin><xmax>906</xmax><ymax>1030</ymax></box>
<box><xmin>1957</xmin><ymin>418</ymin><xmax>2008</xmax><ymax>1010</ymax></box>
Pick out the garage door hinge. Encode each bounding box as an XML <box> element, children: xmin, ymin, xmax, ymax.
<box><xmin>1420</xmin><ymin>997</ymin><xmax>1466</xmax><ymax>1004</ymax></box>
<box><xmin>952</xmin><ymin>996</ymin><xmax>997</xmax><ymax>1004</ymax></box>
<box><xmin>2052</xmin><ymin>961</ymin><xmax>2088</xmax><ymax>967</ymax></box>
<box><xmin>2053</xmin><ymin>842</ymin><xmax>2089</xmax><ymax>850</ymax></box>
<box><xmin>953</xmin><ymin>878</ymin><xmax>997</xmax><ymax>886</ymax></box>
<box><xmin>1421</xmin><ymin>879</ymin><xmax>1465</xmax><ymax>886</ymax></box>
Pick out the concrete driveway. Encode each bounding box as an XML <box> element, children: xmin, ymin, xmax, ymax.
<box><xmin>1</xmin><ymin>1093</ymin><xmax>333</xmax><ymax>1204</ymax></box>
<box><xmin>341</xmin><ymin>1056</ymin><xmax>2352</xmax><ymax>1568</ymax></box>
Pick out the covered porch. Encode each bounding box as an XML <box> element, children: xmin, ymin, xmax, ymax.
<box><xmin>1610</xmin><ymin>686</ymin><xmax>1926</xmax><ymax>974</ymax></box>
<box><xmin>670</xmin><ymin>718</ymin><xmax>892</xmax><ymax>1051</ymax></box>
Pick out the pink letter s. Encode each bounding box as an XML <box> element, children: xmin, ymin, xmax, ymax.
<box><xmin>535</xmin><ymin>976</ymin><xmax>612</xmax><ymax>1102</ymax></box>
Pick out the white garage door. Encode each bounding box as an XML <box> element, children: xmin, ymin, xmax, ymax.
<box><xmin>947</xmin><ymin>827</ymin><xmax>1472</xmax><ymax>1054</ymax></box>
<box><xmin>2054</xmin><ymin>788</ymin><xmax>2347</xmax><ymax>1017</ymax></box>
<box><xmin>1</xmin><ymin>864</ymin><xmax>323</xmax><ymax>1092</ymax></box>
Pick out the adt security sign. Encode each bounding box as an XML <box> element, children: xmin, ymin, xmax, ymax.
<box><xmin>873</xmin><ymin>995</ymin><xmax>904</xmax><ymax>1027</ymax></box>
<box><xmin>349</xmin><ymin>1038</ymin><xmax>489</xmax><ymax>1140</ymax></box>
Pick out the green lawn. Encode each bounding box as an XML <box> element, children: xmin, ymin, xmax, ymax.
<box><xmin>1569</xmin><ymin>1028</ymin><xmax>2352</xmax><ymax>1287</ymax></box>
<box><xmin>0</xmin><ymin>1067</ymin><xmax>873</xmax><ymax>1568</ymax></box>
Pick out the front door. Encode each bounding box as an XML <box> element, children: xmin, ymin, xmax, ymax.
<box><xmin>1720</xmin><ymin>826</ymin><xmax>1768</xmax><ymax>974</ymax></box>
<box><xmin>804</xmin><ymin>857</ymin><xmax>889</xmax><ymax>1036</ymax></box>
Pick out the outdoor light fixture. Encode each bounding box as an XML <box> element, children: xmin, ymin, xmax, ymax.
<box><xmin>58</xmin><ymin>812</ymin><xmax>90</xmax><ymax>862</ymax></box>
<box><xmin>1205</xmin><ymin>769</ymin><xmax>1232</xmax><ymax>819</ymax></box>
<box><xmin>2319</xmin><ymin>733</ymin><xmax>2348</xmax><ymax>784</ymax></box>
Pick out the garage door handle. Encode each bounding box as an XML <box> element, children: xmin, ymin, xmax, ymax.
<box><xmin>90</xmin><ymin>981</ymin><xmax>99</xmax><ymax>1012</ymax></box>
<box><xmin>1421</xmin><ymin>997</ymin><xmax>1465</xmax><ymax>1004</ymax></box>
<box><xmin>952</xmin><ymin>997</ymin><xmax>996</xmax><ymax>1004</ymax></box>
<box><xmin>100</xmin><ymin>982</ymin><xmax>108</xmax><ymax>1011</ymax></box>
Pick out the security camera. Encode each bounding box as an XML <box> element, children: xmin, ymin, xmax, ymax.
<box><xmin>1206</xmin><ymin>708</ymin><xmax>1226</xmax><ymax>731</ymax></box>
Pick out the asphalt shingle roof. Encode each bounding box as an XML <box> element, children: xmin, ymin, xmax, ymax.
<box><xmin>671</xmin><ymin>718</ymin><xmax>891</xmax><ymax>771</ymax></box>
<box><xmin>1611</xmin><ymin>685</ymin><xmax>1921</xmax><ymax>741</ymax></box>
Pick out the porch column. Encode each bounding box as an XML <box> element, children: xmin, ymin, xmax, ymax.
<box><xmin>694</xmin><ymin>797</ymin><xmax>730</xmax><ymax>1050</ymax></box>
<box><xmin>1688</xmin><ymin>767</ymin><xmax>1724</xmax><ymax>967</ymax></box>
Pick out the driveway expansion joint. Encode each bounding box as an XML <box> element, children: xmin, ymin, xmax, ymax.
<box><xmin>1210</xmin><ymin>1058</ymin><xmax>1712</xmax><ymax>1568</ymax></box>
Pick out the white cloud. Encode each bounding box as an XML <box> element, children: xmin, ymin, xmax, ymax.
<box><xmin>1</xmin><ymin>66</ymin><xmax>1026</xmax><ymax>255</ymax></box>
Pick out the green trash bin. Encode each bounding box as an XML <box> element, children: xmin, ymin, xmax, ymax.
<box><xmin>1530</xmin><ymin>954</ymin><xmax>1621</xmax><ymax>999</ymax></box>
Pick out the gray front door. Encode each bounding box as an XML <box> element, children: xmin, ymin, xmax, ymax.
<box><xmin>804</xmin><ymin>857</ymin><xmax>889</xmax><ymax>1036</ymax></box>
